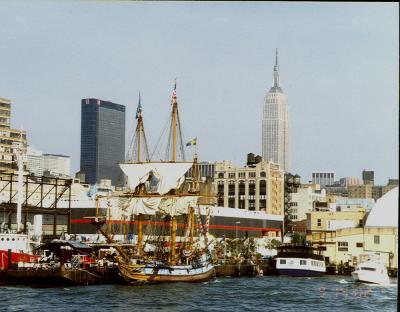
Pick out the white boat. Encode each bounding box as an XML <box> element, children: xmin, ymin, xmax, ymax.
<box><xmin>351</xmin><ymin>260</ymin><xmax>390</xmax><ymax>285</ymax></box>
<box><xmin>275</xmin><ymin>245</ymin><xmax>326</xmax><ymax>277</ymax></box>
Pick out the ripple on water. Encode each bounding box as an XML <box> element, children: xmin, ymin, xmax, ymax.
<box><xmin>0</xmin><ymin>276</ymin><xmax>397</xmax><ymax>312</ymax></box>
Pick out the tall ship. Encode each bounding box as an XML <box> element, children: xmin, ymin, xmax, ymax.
<box><xmin>87</xmin><ymin>83</ymin><xmax>215</xmax><ymax>283</ymax></box>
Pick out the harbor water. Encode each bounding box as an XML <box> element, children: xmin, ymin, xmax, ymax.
<box><xmin>0</xmin><ymin>276</ymin><xmax>397</xmax><ymax>312</ymax></box>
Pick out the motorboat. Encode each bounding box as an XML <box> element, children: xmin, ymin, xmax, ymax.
<box><xmin>351</xmin><ymin>260</ymin><xmax>390</xmax><ymax>285</ymax></box>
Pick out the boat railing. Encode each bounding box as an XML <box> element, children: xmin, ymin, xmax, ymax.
<box><xmin>276</xmin><ymin>252</ymin><xmax>324</xmax><ymax>261</ymax></box>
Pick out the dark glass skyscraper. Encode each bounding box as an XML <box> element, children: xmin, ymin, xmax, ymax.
<box><xmin>80</xmin><ymin>98</ymin><xmax>125</xmax><ymax>186</ymax></box>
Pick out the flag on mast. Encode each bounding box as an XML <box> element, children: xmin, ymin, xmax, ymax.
<box><xmin>136</xmin><ymin>92</ymin><xmax>142</xmax><ymax>119</ymax></box>
<box><xmin>171</xmin><ymin>80</ymin><xmax>177</xmax><ymax>104</ymax></box>
<box><xmin>186</xmin><ymin>138</ymin><xmax>197</xmax><ymax>147</ymax></box>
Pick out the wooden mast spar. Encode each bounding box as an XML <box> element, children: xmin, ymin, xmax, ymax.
<box><xmin>170</xmin><ymin>81</ymin><xmax>178</xmax><ymax>265</ymax></box>
<box><xmin>131</xmin><ymin>92</ymin><xmax>150</xmax><ymax>259</ymax></box>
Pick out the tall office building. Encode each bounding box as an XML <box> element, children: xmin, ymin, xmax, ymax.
<box><xmin>0</xmin><ymin>97</ymin><xmax>27</xmax><ymax>174</ymax></box>
<box><xmin>262</xmin><ymin>49</ymin><xmax>289</xmax><ymax>172</ymax></box>
<box><xmin>80</xmin><ymin>98</ymin><xmax>125</xmax><ymax>186</ymax></box>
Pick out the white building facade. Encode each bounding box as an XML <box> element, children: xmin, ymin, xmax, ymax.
<box><xmin>312</xmin><ymin>171</ymin><xmax>335</xmax><ymax>186</ymax></box>
<box><xmin>262</xmin><ymin>49</ymin><xmax>289</xmax><ymax>172</ymax></box>
<box><xmin>43</xmin><ymin>154</ymin><xmax>70</xmax><ymax>177</ymax></box>
<box><xmin>214</xmin><ymin>159</ymin><xmax>284</xmax><ymax>215</ymax></box>
<box><xmin>289</xmin><ymin>184</ymin><xmax>327</xmax><ymax>222</ymax></box>
<box><xmin>26</xmin><ymin>146</ymin><xmax>44</xmax><ymax>176</ymax></box>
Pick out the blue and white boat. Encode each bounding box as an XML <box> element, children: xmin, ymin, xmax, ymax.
<box><xmin>275</xmin><ymin>245</ymin><xmax>326</xmax><ymax>277</ymax></box>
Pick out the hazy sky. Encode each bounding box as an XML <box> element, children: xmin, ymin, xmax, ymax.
<box><xmin>1</xmin><ymin>2</ymin><xmax>398</xmax><ymax>184</ymax></box>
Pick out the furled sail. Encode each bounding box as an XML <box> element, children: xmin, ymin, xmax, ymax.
<box><xmin>158</xmin><ymin>196</ymin><xmax>199</xmax><ymax>216</ymax></box>
<box><xmin>119</xmin><ymin>162</ymin><xmax>193</xmax><ymax>195</ymax></box>
<box><xmin>112</xmin><ymin>195</ymin><xmax>197</xmax><ymax>218</ymax></box>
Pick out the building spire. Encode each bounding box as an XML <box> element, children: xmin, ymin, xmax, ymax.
<box><xmin>273</xmin><ymin>48</ymin><xmax>280</xmax><ymax>87</ymax></box>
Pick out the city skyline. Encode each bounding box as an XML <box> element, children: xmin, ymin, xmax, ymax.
<box><xmin>0</xmin><ymin>2</ymin><xmax>398</xmax><ymax>184</ymax></box>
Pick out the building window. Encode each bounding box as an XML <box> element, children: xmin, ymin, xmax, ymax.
<box><xmin>259</xmin><ymin>180</ymin><xmax>266</xmax><ymax>195</ymax></box>
<box><xmin>374</xmin><ymin>235</ymin><xmax>380</xmax><ymax>244</ymax></box>
<box><xmin>217</xmin><ymin>181</ymin><xmax>224</xmax><ymax>196</ymax></box>
<box><xmin>249</xmin><ymin>202</ymin><xmax>255</xmax><ymax>211</ymax></box>
<box><xmin>317</xmin><ymin>219</ymin><xmax>321</xmax><ymax>227</ymax></box>
<box><xmin>228</xmin><ymin>181</ymin><xmax>235</xmax><ymax>195</ymax></box>
<box><xmin>218</xmin><ymin>173</ymin><xmax>224</xmax><ymax>179</ymax></box>
<box><xmin>356</xmin><ymin>242</ymin><xmax>363</xmax><ymax>248</ymax></box>
<box><xmin>249</xmin><ymin>172</ymin><xmax>256</xmax><ymax>178</ymax></box>
<box><xmin>338</xmin><ymin>241</ymin><xmax>348</xmax><ymax>252</ymax></box>
<box><xmin>238</xmin><ymin>172</ymin><xmax>245</xmax><ymax>178</ymax></box>
<box><xmin>260</xmin><ymin>171</ymin><xmax>266</xmax><ymax>178</ymax></box>
<box><xmin>228</xmin><ymin>173</ymin><xmax>236</xmax><ymax>179</ymax></box>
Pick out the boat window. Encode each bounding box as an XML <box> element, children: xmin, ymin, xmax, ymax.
<box><xmin>300</xmin><ymin>260</ymin><xmax>306</xmax><ymax>265</ymax></box>
<box><xmin>361</xmin><ymin>267</ymin><xmax>376</xmax><ymax>271</ymax></box>
<box><xmin>1</xmin><ymin>238</ymin><xmax>3</xmax><ymax>241</ymax></box>
<box><xmin>280</xmin><ymin>259</ymin><xmax>286</xmax><ymax>264</ymax></box>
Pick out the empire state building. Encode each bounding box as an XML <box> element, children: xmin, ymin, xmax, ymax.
<box><xmin>262</xmin><ymin>49</ymin><xmax>289</xmax><ymax>171</ymax></box>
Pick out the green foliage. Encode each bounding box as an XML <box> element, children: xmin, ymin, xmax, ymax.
<box><xmin>217</xmin><ymin>237</ymin><xmax>258</xmax><ymax>259</ymax></box>
<box><xmin>291</xmin><ymin>232</ymin><xmax>306</xmax><ymax>246</ymax></box>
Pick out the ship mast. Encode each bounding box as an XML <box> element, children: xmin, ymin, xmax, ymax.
<box><xmin>16</xmin><ymin>129</ymin><xmax>25</xmax><ymax>233</ymax></box>
<box><xmin>170</xmin><ymin>217</ymin><xmax>177</xmax><ymax>265</ymax></box>
<box><xmin>166</xmin><ymin>80</ymin><xmax>185</xmax><ymax>162</ymax></box>
<box><xmin>168</xmin><ymin>81</ymin><xmax>186</xmax><ymax>265</ymax></box>
<box><xmin>171</xmin><ymin>84</ymin><xmax>177</xmax><ymax>162</ymax></box>
<box><xmin>133</xmin><ymin>93</ymin><xmax>149</xmax><ymax>256</ymax></box>
<box><xmin>128</xmin><ymin>92</ymin><xmax>150</xmax><ymax>163</ymax></box>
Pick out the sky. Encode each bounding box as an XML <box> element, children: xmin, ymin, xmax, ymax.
<box><xmin>0</xmin><ymin>1</ymin><xmax>398</xmax><ymax>185</ymax></box>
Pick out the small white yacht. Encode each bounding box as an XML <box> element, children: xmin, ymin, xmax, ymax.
<box><xmin>351</xmin><ymin>259</ymin><xmax>390</xmax><ymax>285</ymax></box>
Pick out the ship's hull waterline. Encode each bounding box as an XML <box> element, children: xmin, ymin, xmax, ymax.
<box><xmin>118</xmin><ymin>262</ymin><xmax>216</xmax><ymax>284</ymax></box>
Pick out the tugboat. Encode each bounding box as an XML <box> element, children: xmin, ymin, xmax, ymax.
<box><xmin>275</xmin><ymin>245</ymin><xmax>326</xmax><ymax>277</ymax></box>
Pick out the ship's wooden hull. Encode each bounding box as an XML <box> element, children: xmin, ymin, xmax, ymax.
<box><xmin>119</xmin><ymin>262</ymin><xmax>216</xmax><ymax>284</ymax></box>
